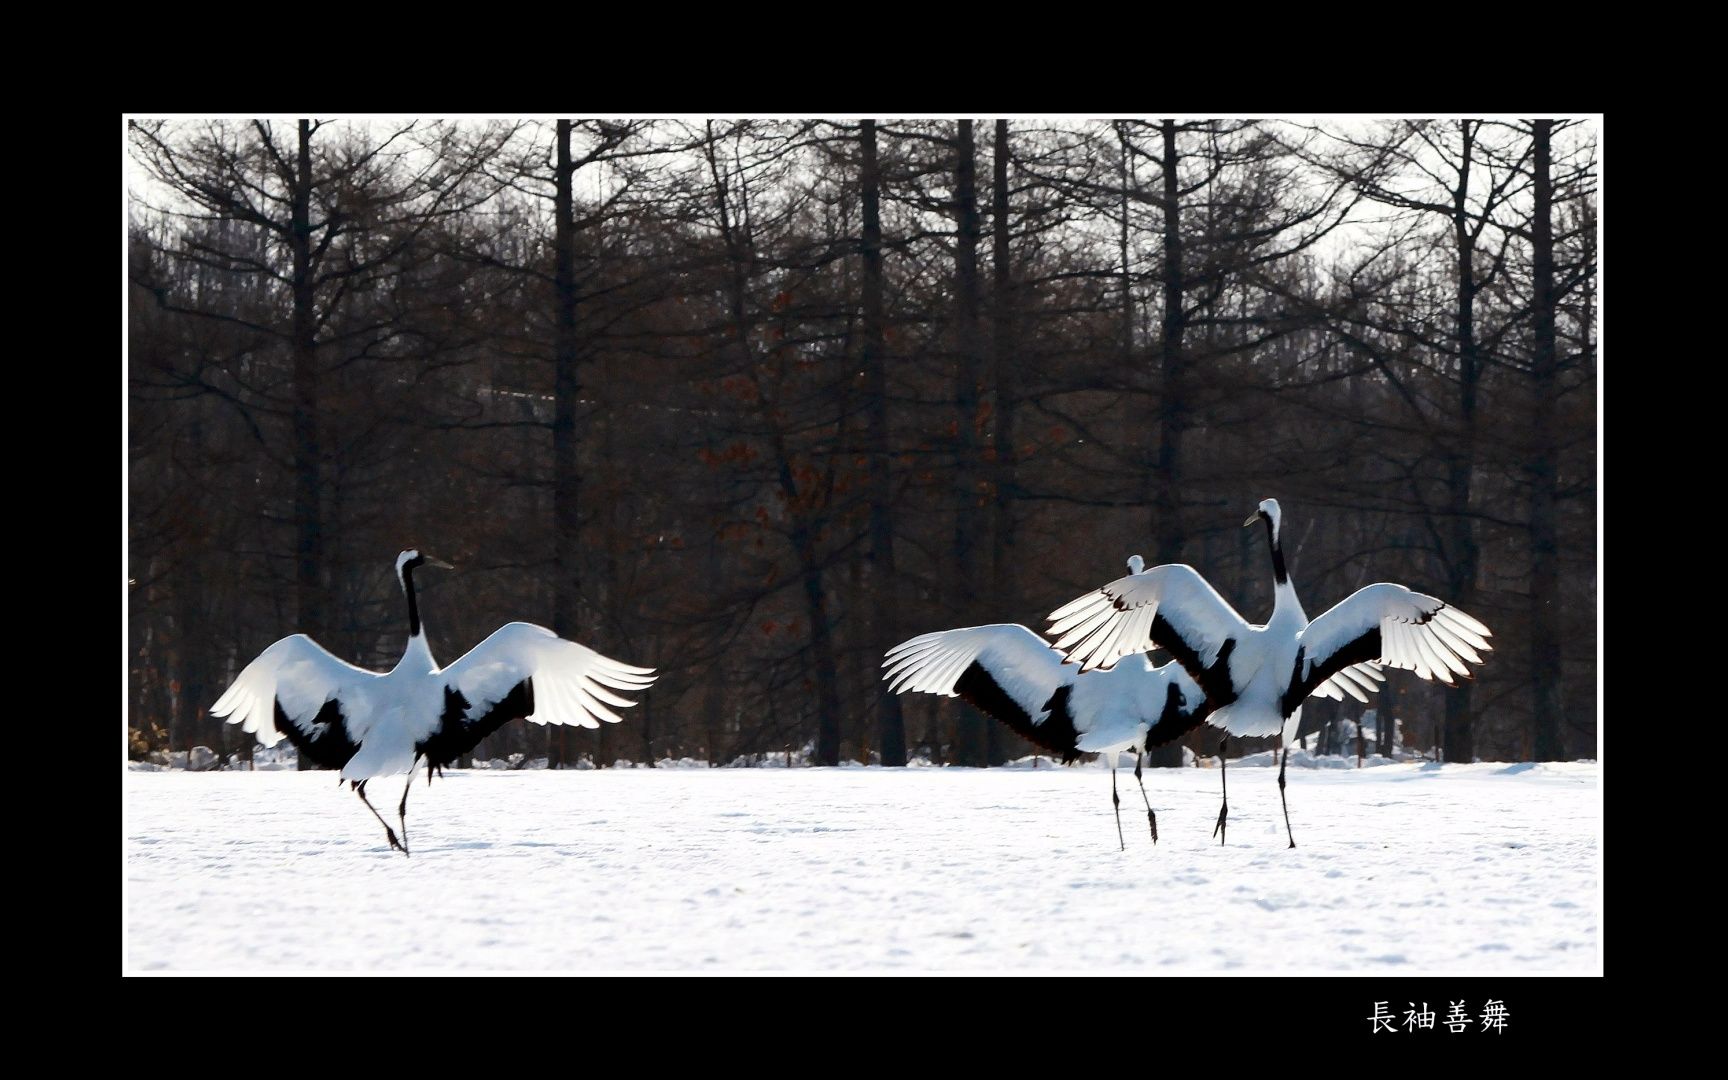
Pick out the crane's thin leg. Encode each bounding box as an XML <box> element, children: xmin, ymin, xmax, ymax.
<box><xmin>1278</xmin><ymin>745</ymin><xmax>1296</xmax><ymax>849</ymax></box>
<box><xmin>355</xmin><ymin>780</ymin><xmax>406</xmax><ymax>856</ymax></box>
<box><xmin>397</xmin><ymin>763</ymin><xmax>418</xmax><ymax>856</ymax></box>
<box><xmin>1133</xmin><ymin>752</ymin><xmax>1157</xmax><ymax>843</ymax></box>
<box><xmin>1212</xmin><ymin>737</ymin><xmax>1229</xmax><ymax>846</ymax></box>
<box><xmin>1110</xmin><ymin>757</ymin><xmax>1125</xmax><ymax>852</ymax></box>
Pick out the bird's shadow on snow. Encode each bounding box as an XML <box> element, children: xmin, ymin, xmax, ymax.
<box><xmin>1382</xmin><ymin>763</ymin><xmax>1449</xmax><ymax>781</ymax></box>
<box><xmin>411</xmin><ymin>840</ymin><xmax>576</xmax><ymax>854</ymax></box>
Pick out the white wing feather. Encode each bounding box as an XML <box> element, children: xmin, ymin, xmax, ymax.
<box><xmin>883</xmin><ymin>623</ymin><xmax>1070</xmax><ymax>717</ymax></box>
<box><xmin>1306</xmin><ymin>662</ymin><xmax>1388</xmax><ymax>703</ymax></box>
<box><xmin>1299</xmin><ymin>584</ymin><xmax>1492</xmax><ymax>690</ymax></box>
<box><xmin>209</xmin><ymin>634</ymin><xmax>380</xmax><ymax>747</ymax></box>
<box><xmin>439</xmin><ymin>622</ymin><xmax>657</xmax><ymax>729</ymax></box>
<box><xmin>1047</xmin><ymin>563</ymin><xmax>1250</xmax><ymax>673</ymax></box>
<box><xmin>884</xmin><ymin>622</ymin><xmax>1185</xmax><ymax>754</ymax></box>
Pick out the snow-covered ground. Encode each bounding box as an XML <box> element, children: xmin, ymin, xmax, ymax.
<box><xmin>124</xmin><ymin>760</ymin><xmax>1599</xmax><ymax>972</ymax></box>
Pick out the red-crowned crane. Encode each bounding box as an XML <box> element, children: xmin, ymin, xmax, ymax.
<box><xmin>1047</xmin><ymin>500</ymin><xmax>1491</xmax><ymax>847</ymax></box>
<box><xmin>884</xmin><ymin>556</ymin><xmax>1386</xmax><ymax>849</ymax></box>
<box><xmin>211</xmin><ymin>550</ymin><xmax>657</xmax><ymax>855</ymax></box>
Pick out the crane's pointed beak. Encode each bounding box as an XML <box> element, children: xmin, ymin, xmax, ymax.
<box><xmin>1243</xmin><ymin>512</ymin><xmax>1260</xmax><ymax>528</ymax></box>
<box><xmin>426</xmin><ymin>557</ymin><xmax>454</xmax><ymax>570</ymax></box>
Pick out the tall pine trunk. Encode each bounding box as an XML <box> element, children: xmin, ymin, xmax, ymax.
<box><xmin>861</xmin><ymin>120</ymin><xmax>907</xmax><ymax>766</ymax></box>
<box><xmin>1153</xmin><ymin>119</ymin><xmax>1187</xmax><ymax>568</ymax></box>
<box><xmin>290</xmin><ymin>119</ymin><xmax>324</xmax><ymax>770</ymax></box>
<box><xmin>1146</xmin><ymin>120</ymin><xmax>1187</xmax><ymax>768</ymax></box>
<box><xmin>1528</xmin><ymin>119</ymin><xmax>1566</xmax><ymax>761</ymax></box>
<box><xmin>988</xmin><ymin>119</ymin><xmax>1018</xmax><ymax>763</ymax></box>
<box><xmin>169</xmin><ymin>399</ymin><xmax>212</xmax><ymax>763</ymax></box>
<box><xmin>552</xmin><ymin>119</ymin><xmax>583</xmax><ymax>649</ymax></box>
<box><xmin>798</xmin><ymin>516</ymin><xmax>843</xmax><ymax>766</ymax></box>
<box><xmin>950</xmin><ymin>120</ymin><xmax>989</xmax><ymax>767</ymax></box>
<box><xmin>1442</xmin><ymin>121</ymin><xmax>1481</xmax><ymax>765</ymax></box>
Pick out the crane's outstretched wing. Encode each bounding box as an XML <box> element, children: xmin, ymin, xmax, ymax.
<box><xmin>884</xmin><ymin>624</ymin><xmax>1085</xmax><ymax>760</ymax></box>
<box><xmin>1047</xmin><ymin>563</ymin><xmax>1251</xmax><ymax>687</ymax></box>
<box><xmin>210</xmin><ymin>634</ymin><xmax>380</xmax><ymax>768</ymax></box>
<box><xmin>1286</xmin><ymin>584</ymin><xmax>1492</xmax><ymax>713</ymax></box>
<box><xmin>1306</xmin><ymin>661</ymin><xmax>1389</xmax><ymax>704</ymax></box>
<box><xmin>420</xmin><ymin>622</ymin><xmax>657</xmax><ymax>767</ymax></box>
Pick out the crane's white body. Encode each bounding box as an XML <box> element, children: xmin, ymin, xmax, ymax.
<box><xmin>1207</xmin><ymin>577</ymin><xmax>1310</xmax><ymax>741</ymax></box>
<box><xmin>211</xmin><ymin>550</ymin><xmax>658</xmax><ymax>854</ymax></box>
<box><xmin>883</xmin><ymin>607</ymin><xmax>1388</xmax><ymax>849</ymax></box>
<box><xmin>883</xmin><ymin>623</ymin><xmax>1208</xmax><ymax>759</ymax></box>
<box><xmin>1045</xmin><ymin>501</ymin><xmax>1489</xmax><ymax>847</ymax></box>
<box><xmin>1047</xmin><ymin>500</ymin><xmax>1490</xmax><ymax>753</ymax></box>
<box><xmin>213</xmin><ymin>622</ymin><xmax>655</xmax><ymax>781</ymax></box>
<box><xmin>213</xmin><ymin>547</ymin><xmax>656</xmax><ymax>797</ymax></box>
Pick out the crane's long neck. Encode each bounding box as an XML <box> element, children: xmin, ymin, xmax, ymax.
<box><xmin>402</xmin><ymin>563</ymin><xmax>423</xmax><ymax>638</ymax></box>
<box><xmin>395</xmin><ymin>558</ymin><xmax>439</xmax><ymax>673</ymax></box>
<box><xmin>1264</xmin><ymin>516</ymin><xmax>1305</xmax><ymax>623</ymax></box>
<box><xmin>1263</xmin><ymin>516</ymin><xmax>1287</xmax><ymax>587</ymax></box>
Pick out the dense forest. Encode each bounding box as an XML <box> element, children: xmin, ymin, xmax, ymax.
<box><xmin>126</xmin><ymin>118</ymin><xmax>1597</xmax><ymax>769</ymax></box>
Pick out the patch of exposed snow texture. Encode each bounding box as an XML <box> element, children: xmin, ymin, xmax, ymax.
<box><xmin>125</xmin><ymin>762</ymin><xmax>1598</xmax><ymax>972</ymax></box>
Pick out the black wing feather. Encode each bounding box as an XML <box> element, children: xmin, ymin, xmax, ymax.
<box><xmin>952</xmin><ymin>662</ymin><xmax>1084</xmax><ymax>764</ymax></box>
<box><xmin>416</xmin><ymin>679</ymin><xmax>536</xmax><ymax>768</ymax></box>
<box><xmin>1145</xmin><ymin>678</ymin><xmax>1212</xmax><ymax>747</ymax></box>
<box><xmin>1153</xmin><ymin>612</ymin><xmax>1238</xmax><ymax>708</ymax></box>
<box><xmin>1281</xmin><ymin>629</ymin><xmax>1384</xmax><ymax>717</ymax></box>
<box><xmin>272</xmin><ymin>697</ymin><xmax>359</xmax><ymax>770</ymax></box>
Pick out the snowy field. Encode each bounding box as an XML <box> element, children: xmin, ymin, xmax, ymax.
<box><xmin>124</xmin><ymin>759</ymin><xmax>1599</xmax><ymax>972</ymax></box>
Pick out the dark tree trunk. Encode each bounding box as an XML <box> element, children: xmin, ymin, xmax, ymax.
<box><xmin>950</xmin><ymin>119</ymin><xmax>989</xmax><ymax>768</ymax></box>
<box><xmin>1442</xmin><ymin>121</ymin><xmax>1481</xmax><ymax>766</ymax></box>
<box><xmin>1153</xmin><ymin>119</ymin><xmax>1187</xmax><ymax>567</ymax></box>
<box><xmin>553</xmin><ymin>119</ymin><xmax>583</xmax><ymax>645</ymax></box>
<box><xmin>170</xmin><ymin>403</ymin><xmax>212</xmax><ymax>763</ymax></box>
<box><xmin>861</xmin><ymin>119</ymin><xmax>907</xmax><ymax>767</ymax></box>
<box><xmin>1117</xmin><ymin>123</ymin><xmax>1135</xmax><ymax>376</ymax></box>
<box><xmin>290</xmin><ymin>119</ymin><xmax>324</xmax><ymax>771</ymax></box>
<box><xmin>1145</xmin><ymin>120</ymin><xmax>1188</xmax><ymax>769</ymax></box>
<box><xmin>988</xmin><ymin>119</ymin><xmax>1018</xmax><ymax>765</ymax></box>
<box><xmin>173</xmin><ymin>567</ymin><xmax>208</xmax><ymax>766</ymax></box>
<box><xmin>705</xmin><ymin>522</ymin><xmax>727</xmax><ymax>766</ymax></box>
<box><xmin>1376</xmin><ymin>679</ymin><xmax>1393</xmax><ymax>758</ymax></box>
<box><xmin>1528</xmin><ymin>118</ymin><xmax>1566</xmax><ymax>762</ymax></box>
<box><xmin>593</xmin><ymin>709</ymin><xmax>612</xmax><ymax>769</ymax></box>
<box><xmin>798</xmin><ymin>519</ymin><xmax>843</xmax><ymax>766</ymax></box>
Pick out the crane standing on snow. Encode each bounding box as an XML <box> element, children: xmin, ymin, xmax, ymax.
<box><xmin>1048</xmin><ymin>499</ymin><xmax>1492</xmax><ymax>847</ymax></box>
<box><xmin>211</xmin><ymin>550</ymin><xmax>657</xmax><ymax>855</ymax></box>
<box><xmin>884</xmin><ymin>555</ymin><xmax>1387</xmax><ymax>849</ymax></box>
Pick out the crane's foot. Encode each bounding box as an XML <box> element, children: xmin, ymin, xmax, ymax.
<box><xmin>1147</xmin><ymin>809</ymin><xmax>1158</xmax><ymax>844</ymax></box>
<box><xmin>1212</xmin><ymin>803</ymin><xmax>1228</xmax><ymax>846</ymax></box>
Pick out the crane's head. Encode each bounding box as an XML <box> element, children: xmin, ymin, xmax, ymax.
<box><xmin>1244</xmin><ymin>498</ymin><xmax>1282</xmax><ymax>541</ymax></box>
<box><xmin>1126</xmin><ymin>554</ymin><xmax>1145</xmax><ymax>575</ymax></box>
<box><xmin>396</xmin><ymin>549</ymin><xmax>454</xmax><ymax>588</ymax></box>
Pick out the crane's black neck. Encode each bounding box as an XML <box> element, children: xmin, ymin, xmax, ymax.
<box><xmin>1263</xmin><ymin>515</ymin><xmax>1288</xmax><ymax>585</ymax></box>
<box><xmin>402</xmin><ymin>560</ymin><xmax>423</xmax><ymax>638</ymax></box>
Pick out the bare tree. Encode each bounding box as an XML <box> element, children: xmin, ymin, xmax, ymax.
<box><xmin>861</xmin><ymin>119</ymin><xmax>909</xmax><ymax>766</ymax></box>
<box><xmin>130</xmin><ymin>118</ymin><xmax>508</xmax><ymax>766</ymax></box>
